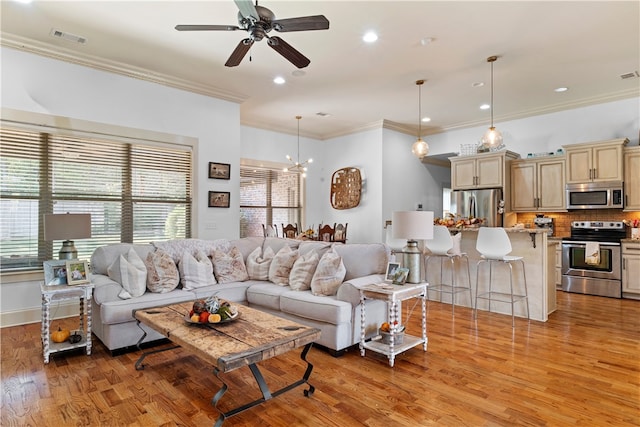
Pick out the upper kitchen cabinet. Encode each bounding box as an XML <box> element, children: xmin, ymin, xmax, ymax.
<box><xmin>511</xmin><ymin>156</ymin><xmax>566</xmax><ymax>212</ymax></box>
<box><xmin>563</xmin><ymin>138</ymin><xmax>628</xmax><ymax>184</ymax></box>
<box><xmin>624</xmin><ymin>146</ymin><xmax>640</xmax><ymax>211</ymax></box>
<box><xmin>450</xmin><ymin>150</ymin><xmax>520</xmax><ymax>190</ymax></box>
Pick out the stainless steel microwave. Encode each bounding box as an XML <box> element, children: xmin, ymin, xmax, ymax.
<box><xmin>566</xmin><ymin>181</ymin><xmax>624</xmax><ymax>209</ymax></box>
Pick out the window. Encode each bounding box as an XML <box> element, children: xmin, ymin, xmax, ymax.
<box><xmin>239</xmin><ymin>162</ymin><xmax>302</xmax><ymax>237</ymax></box>
<box><xmin>0</xmin><ymin>127</ymin><xmax>192</xmax><ymax>272</ymax></box>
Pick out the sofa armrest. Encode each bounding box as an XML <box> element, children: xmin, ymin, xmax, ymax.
<box><xmin>336</xmin><ymin>274</ymin><xmax>385</xmax><ymax>306</ymax></box>
<box><xmin>92</xmin><ymin>274</ymin><xmax>125</xmax><ymax>305</ymax></box>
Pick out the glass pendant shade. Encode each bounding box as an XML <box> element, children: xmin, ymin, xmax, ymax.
<box><xmin>481</xmin><ymin>126</ymin><xmax>503</xmax><ymax>147</ymax></box>
<box><xmin>412</xmin><ymin>137</ymin><xmax>429</xmax><ymax>158</ymax></box>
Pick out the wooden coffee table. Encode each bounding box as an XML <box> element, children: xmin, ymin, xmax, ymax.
<box><xmin>133</xmin><ymin>301</ymin><xmax>321</xmax><ymax>426</ymax></box>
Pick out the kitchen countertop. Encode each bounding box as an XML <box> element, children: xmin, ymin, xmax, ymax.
<box><xmin>621</xmin><ymin>238</ymin><xmax>640</xmax><ymax>244</ymax></box>
<box><xmin>451</xmin><ymin>227</ymin><xmax>550</xmax><ymax>234</ymax></box>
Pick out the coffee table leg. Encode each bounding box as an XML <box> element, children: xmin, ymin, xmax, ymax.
<box><xmin>211</xmin><ymin>343</ymin><xmax>316</xmax><ymax>426</ymax></box>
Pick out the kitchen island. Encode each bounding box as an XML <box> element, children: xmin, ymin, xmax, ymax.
<box><xmin>424</xmin><ymin>228</ymin><xmax>556</xmax><ymax>322</ymax></box>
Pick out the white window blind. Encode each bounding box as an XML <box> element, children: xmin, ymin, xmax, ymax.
<box><xmin>0</xmin><ymin>127</ymin><xmax>192</xmax><ymax>272</ymax></box>
<box><xmin>239</xmin><ymin>165</ymin><xmax>301</xmax><ymax>237</ymax></box>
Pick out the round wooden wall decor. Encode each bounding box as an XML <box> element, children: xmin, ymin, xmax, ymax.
<box><xmin>330</xmin><ymin>167</ymin><xmax>362</xmax><ymax>210</ymax></box>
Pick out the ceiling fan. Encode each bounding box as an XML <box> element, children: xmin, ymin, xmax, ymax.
<box><xmin>175</xmin><ymin>0</ymin><xmax>330</xmax><ymax>68</ymax></box>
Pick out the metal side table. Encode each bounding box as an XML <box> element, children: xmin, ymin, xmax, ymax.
<box><xmin>41</xmin><ymin>282</ymin><xmax>94</xmax><ymax>363</ymax></box>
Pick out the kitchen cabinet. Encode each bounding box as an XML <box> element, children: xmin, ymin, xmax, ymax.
<box><xmin>624</xmin><ymin>146</ymin><xmax>640</xmax><ymax>211</ymax></box>
<box><xmin>511</xmin><ymin>156</ymin><xmax>565</xmax><ymax>212</ymax></box>
<box><xmin>450</xmin><ymin>150</ymin><xmax>520</xmax><ymax>190</ymax></box>
<box><xmin>622</xmin><ymin>241</ymin><xmax>640</xmax><ymax>297</ymax></box>
<box><xmin>563</xmin><ymin>138</ymin><xmax>627</xmax><ymax>184</ymax></box>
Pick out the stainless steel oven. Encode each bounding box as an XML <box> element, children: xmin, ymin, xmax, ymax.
<box><xmin>561</xmin><ymin>221</ymin><xmax>625</xmax><ymax>298</ymax></box>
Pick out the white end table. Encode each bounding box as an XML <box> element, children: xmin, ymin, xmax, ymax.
<box><xmin>41</xmin><ymin>282</ymin><xmax>94</xmax><ymax>364</ymax></box>
<box><xmin>359</xmin><ymin>282</ymin><xmax>428</xmax><ymax>367</ymax></box>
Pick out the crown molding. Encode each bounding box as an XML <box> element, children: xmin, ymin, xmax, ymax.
<box><xmin>1</xmin><ymin>33</ymin><xmax>248</xmax><ymax>104</ymax></box>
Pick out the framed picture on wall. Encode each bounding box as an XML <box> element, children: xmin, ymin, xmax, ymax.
<box><xmin>209</xmin><ymin>162</ymin><xmax>230</xmax><ymax>180</ymax></box>
<box><xmin>209</xmin><ymin>191</ymin><xmax>230</xmax><ymax>208</ymax></box>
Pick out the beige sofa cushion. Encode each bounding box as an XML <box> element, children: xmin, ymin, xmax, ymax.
<box><xmin>310</xmin><ymin>248</ymin><xmax>346</xmax><ymax>296</ymax></box>
<box><xmin>144</xmin><ymin>249</ymin><xmax>179</xmax><ymax>293</ymax></box>
<box><xmin>246</xmin><ymin>246</ymin><xmax>275</xmax><ymax>280</ymax></box>
<box><xmin>179</xmin><ymin>250</ymin><xmax>216</xmax><ymax>290</ymax></box>
<box><xmin>268</xmin><ymin>245</ymin><xmax>299</xmax><ymax>286</ymax></box>
<box><xmin>211</xmin><ymin>246</ymin><xmax>249</xmax><ymax>283</ymax></box>
<box><xmin>107</xmin><ymin>247</ymin><xmax>147</xmax><ymax>299</ymax></box>
<box><xmin>289</xmin><ymin>251</ymin><xmax>320</xmax><ymax>291</ymax></box>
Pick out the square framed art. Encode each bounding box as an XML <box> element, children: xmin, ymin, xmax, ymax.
<box><xmin>209</xmin><ymin>162</ymin><xmax>230</xmax><ymax>180</ymax></box>
<box><xmin>209</xmin><ymin>191</ymin><xmax>230</xmax><ymax>208</ymax></box>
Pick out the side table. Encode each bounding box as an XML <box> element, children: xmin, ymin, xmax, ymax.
<box><xmin>359</xmin><ymin>282</ymin><xmax>427</xmax><ymax>367</ymax></box>
<box><xmin>41</xmin><ymin>282</ymin><xmax>94</xmax><ymax>364</ymax></box>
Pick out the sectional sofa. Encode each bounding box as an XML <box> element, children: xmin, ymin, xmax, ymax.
<box><xmin>89</xmin><ymin>237</ymin><xmax>391</xmax><ymax>356</ymax></box>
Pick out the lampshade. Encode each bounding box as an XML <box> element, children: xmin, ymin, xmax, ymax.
<box><xmin>481</xmin><ymin>55</ymin><xmax>503</xmax><ymax>149</ymax></box>
<box><xmin>44</xmin><ymin>213</ymin><xmax>91</xmax><ymax>259</ymax></box>
<box><xmin>392</xmin><ymin>211</ymin><xmax>434</xmax><ymax>240</ymax></box>
<box><xmin>412</xmin><ymin>80</ymin><xmax>429</xmax><ymax>159</ymax></box>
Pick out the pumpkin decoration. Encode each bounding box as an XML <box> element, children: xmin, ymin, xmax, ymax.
<box><xmin>51</xmin><ymin>326</ymin><xmax>70</xmax><ymax>343</ymax></box>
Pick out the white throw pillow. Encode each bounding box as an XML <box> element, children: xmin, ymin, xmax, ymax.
<box><xmin>289</xmin><ymin>251</ymin><xmax>320</xmax><ymax>291</ymax></box>
<box><xmin>310</xmin><ymin>248</ymin><xmax>346</xmax><ymax>296</ymax></box>
<box><xmin>246</xmin><ymin>246</ymin><xmax>275</xmax><ymax>281</ymax></box>
<box><xmin>211</xmin><ymin>246</ymin><xmax>249</xmax><ymax>284</ymax></box>
<box><xmin>107</xmin><ymin>247</ymin><xmax>147</xmax><ymax>299</ymax></box>
<box><xmin>179</xmin><ymin>250</ymin><xmax>216</xmax><ymax>290</ymax></box>
<box><xmin>448</xmin><ymin>232</ymin><xmax>462</xmax><ymax>256</ymax></box>
<box><xmin>144</xmin><ymin>249</ymin><xmax>179</xmax><ymax>293</ymax></box>
<box><xmin>268</xmin><ymin>245</ymin><xmax>299</xmax><ymax>286</ymax></box>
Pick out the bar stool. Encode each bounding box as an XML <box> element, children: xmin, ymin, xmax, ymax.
<box><xmin>474</xmin><ymin>227</ymin><xmax>529</xmax><ymax>327</ymax></box>
<box><xmin>424</xmin><ymin>226</ymin><xmax>473</xmax><ymax>316</ymax></box>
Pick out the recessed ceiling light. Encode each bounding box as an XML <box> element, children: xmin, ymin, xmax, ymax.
<box><xmin>472</xmin><ymin>82</ymin><xmax>484</xmax><ymax>88</ymax></box>
<box><xmin>12</xmin><ymin>0</ymin><xmax>33</xmax><ymax>4</ymax></box>
<box><xmin>421</xmin><ymin>117</ymin><xmax>431</xmax><ymax>123</ymax></box>
<box><xmin>273</xmin><ymin>76</ymin><xmax>286</xmax><ymax>84</ymax></box>
<box><xmin>419</xmin><ymin>37</ymin><xmax>435</xmax><ymax>46</ymax></box>
<box><xmin>363</xmin><ymin>31</ymin><xmax>378</xmax><ymax>43</ymax></box>
<box><xmin>554</xmin><ymin>87</ymin><xmax>568</xmax><ymax>92</ymax></box>
<box><xmin>480</xmin><ymin>104</ymin><xmax>490</xmax><ymax>110</ymax></box>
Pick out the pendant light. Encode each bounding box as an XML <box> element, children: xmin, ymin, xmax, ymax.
<box><xmin>283</xmin><ymin>115</ymin><xmax>312</xmax><ymax>178</ymax></box>
<box><xmin>481</xmin><ymin>55</ymin><xmax>503</xmax><ymax>148</ymax></box>
<box><xmin>411</xmin><ymin>79</ymin><xmax>429</xmax><ymax>159</ymax></box>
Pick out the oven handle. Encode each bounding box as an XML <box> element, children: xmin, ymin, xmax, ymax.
<box><xmin>561</xmin><ymin>240</ymin><xmax>621</xmax><ymax>247</ymax></box>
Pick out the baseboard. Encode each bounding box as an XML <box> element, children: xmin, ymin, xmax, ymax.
<box><xmin>1</xmin><ymin>301</ymin><xmax>82</xmax><ymax>328</ymax></box>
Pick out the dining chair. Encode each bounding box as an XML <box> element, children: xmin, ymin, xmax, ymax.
<box><xmin>281</xmin><ymin>223</ymin><xmax>298</xmax><ymax>239</ymax></box>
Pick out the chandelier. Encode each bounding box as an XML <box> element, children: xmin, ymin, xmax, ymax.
<box><xmin>284</xmin><ymin>115</ymin><xmax>313</xmax><ymax>178</ymax></box>
<box><xmin>411</xmin><ymin>79</ymin><xmax>429</xmax><ymax>159</ymax></box>
<box><xmin>480</xmin><ymin>55</ymin><xmax>504</xmax><ymax>149</ymax></box>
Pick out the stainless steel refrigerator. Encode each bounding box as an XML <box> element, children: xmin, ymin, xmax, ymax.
<box><xmin>451</xmin><ymin>188</ymin><xmax>504</xmax><ymax>227</ymax></box>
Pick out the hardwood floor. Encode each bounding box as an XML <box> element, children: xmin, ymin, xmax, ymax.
<box><xmin>2</xmin><ymin>291</ymin><xmax>639</xmax><ymax>426</ymax></box>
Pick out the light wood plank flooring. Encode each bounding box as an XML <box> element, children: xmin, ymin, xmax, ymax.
<box><xmin>2</xmin><ymin>291</ymin><xmax>639</xmax><ymax>426</ymax></box>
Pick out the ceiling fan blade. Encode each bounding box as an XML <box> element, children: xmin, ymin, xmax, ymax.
<box><xmin>225</xmin><ymin>38</ymin><xmax>254</xmax><ymax>67</ymax></box>
<box><xmin>175</xmin><ymin>24</ymin><xmax>240</xmax><ymax>31</ymax></box>
<box><xmin>272</xmin><ymin>15</ymin><xmax>330</xmax><ymax>32</ymax></box>
<box><xmin>234</xmin><ymin>0</ymin><xmax>259</xmax><ymax>21</ymax></box>
<box><xmin>267</xmin><ymin>36</ymin><xmax>310</xmax><ymax>69</ymax></box>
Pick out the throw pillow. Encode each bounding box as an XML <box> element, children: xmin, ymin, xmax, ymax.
<box><xmin>107</xmin><ymin>247</ymin><xmax>147</xmax><ymax>299</ymax></box>
<box><xmin>289</xmin><ymin>251</ymin><xmax>320</xmax><ymax>291</ymax></box>
<box><xmin>179</xmin><ymin>250</ymin><xmax>216</xmax><ymax>290</ymax></box>
<box><xmin>268</xmin><ymin>245</ymin><xmax>299</xmax><ymax>286</ymax></box>
<box><xmin>246</xmin><ymin>246</ymin><xmax>275</xmax><ymax>280</ymax></box>
<box><xmin>144</xmin><ymin>249</ymin><xmax>179</xmax><ymax>293</ymax></box>
<box><xmin>310</xmin><ymin>248</ymin><xmax>346</xmax><ymax>296</ymax></box>
<box><xmin>448</xmin><ymin>232</ymin><xmax>463</xmax><ymax>256</ymax></box>
<box><xmin>211</xmin><ymin>246</ymin><xmax>249</xmax><ymax>284</ymax></box>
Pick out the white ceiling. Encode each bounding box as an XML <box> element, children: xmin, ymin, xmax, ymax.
<box><xmin>2</xmin><ymin>0</ymin><xmax>639</xmax><ymax>140</ymax></box>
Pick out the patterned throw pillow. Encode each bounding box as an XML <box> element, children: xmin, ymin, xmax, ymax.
<box><xmin>153</xmin><ymin>238</ymin><xmax>231</xmax><ymax>264</ymax></box>
<box><xmin>211</xmin><ymin>246</ymin><xmax>249</xmax><ymax>284</ymax></box>
<box><xmin>289</xmin><ymin>251</ymin><xmax>320</xmax><ymax>291</ymax></box>
<box><xmin>310</xmin><ymin>248</ymin><xmax>346</xmax><ymax>296</ymax></box>
<box><xmin>268</xmin><ymin>245</ymin><xmax>299</xmax><ymax>286</ymax></box>
<box><xmin>246</xmin><ymin>246</ymin><xmax>275</xmax><ymax>281</ymax></box>
<box><xmin>107</xmin><ymin>247</ymin><xmax>147</xmax><ymax>299</ymax></box>
<box><xmin>144</xmin><ymin>249</ymin><xmax>179</xmax><ymax>293</ymax></box>
<box><xmin>179</xmin><ymin>250</ymin><xmax>216</xmax><ymax>290</ymax></box>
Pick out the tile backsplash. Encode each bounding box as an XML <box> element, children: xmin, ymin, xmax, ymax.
<box><xmin>516</xmin><ymin>210</ymin><xmax>640</xmax><ymax>237</ymax></box>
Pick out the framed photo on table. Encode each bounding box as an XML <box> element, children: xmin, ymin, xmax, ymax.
<box><xmin>392</xmin><ymin>267</ymin><xmax>409</xmax><ymax>285</ymax></box>
<box><xmin>66</xmin><ymin>260</ymin><xmax>90</xmax><ymax>285</ymax></box>
<box><xmin>209</xmin><ymin>162</ymin><xmax>230</xmax><ymax>180</ymax></box>
<box><xmin>44</xmin><ymin>260</ymin><xmax>68</xmax><ymax>286</ymax></box>
<box><xmin>385</xmin><ymin>262</ymin><xmax>400</xmax><ymax>283</ymax></box>
<box><xmin>209</xmin><ymin>191</ymin><xmax>230</xmax><ymax>208</ymax></box>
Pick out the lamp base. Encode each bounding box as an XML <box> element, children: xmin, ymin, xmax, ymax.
<box><xmin>402</xmin><ymin>240</ymin><xmax>422</xmax><ymax>284</ymax></box>
<box><xmin>58</xmin><ymin>240</ymin><xmax>77</xmax><ymax>260</ymax></box>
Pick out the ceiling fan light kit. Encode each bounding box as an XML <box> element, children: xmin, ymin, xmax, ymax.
<box><xmin>175</xmin><ymin>0</ymin><xmax>329</xmax><ymax>68</ymax></box>
<box><xmin>481</xmin><ymin>55</ymin><xmax>504</xmax><ymax>150</ymax></box>
<box><xmin>284</xmin><ymin>116</ymin><xmax>312</xmax><ymax>178</ymax></box>
<box><xmin>412</xmin><ymin>79</ymin><xmax>429</xmax><ymax>159</ymax></box>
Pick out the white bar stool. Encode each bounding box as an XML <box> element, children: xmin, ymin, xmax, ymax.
<box><xmin>424</xmin><ymin>226</ymin><xmax>473</xmax><ymax>316</ymax></box>
<box><xmin>474</xmin><ymin>227</ymin><xmax>529</xmax><ymax>327</ymax></box>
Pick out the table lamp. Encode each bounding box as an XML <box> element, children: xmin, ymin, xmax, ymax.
<box><xmin>392</xmin><ymin>211</ymin><xmax>434</xmax><ymax>283</ymax></box>
<box><xmin>44</xmin><ymin>213</ymin><xmax>92</xmax><ymax>259</ymax></box>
